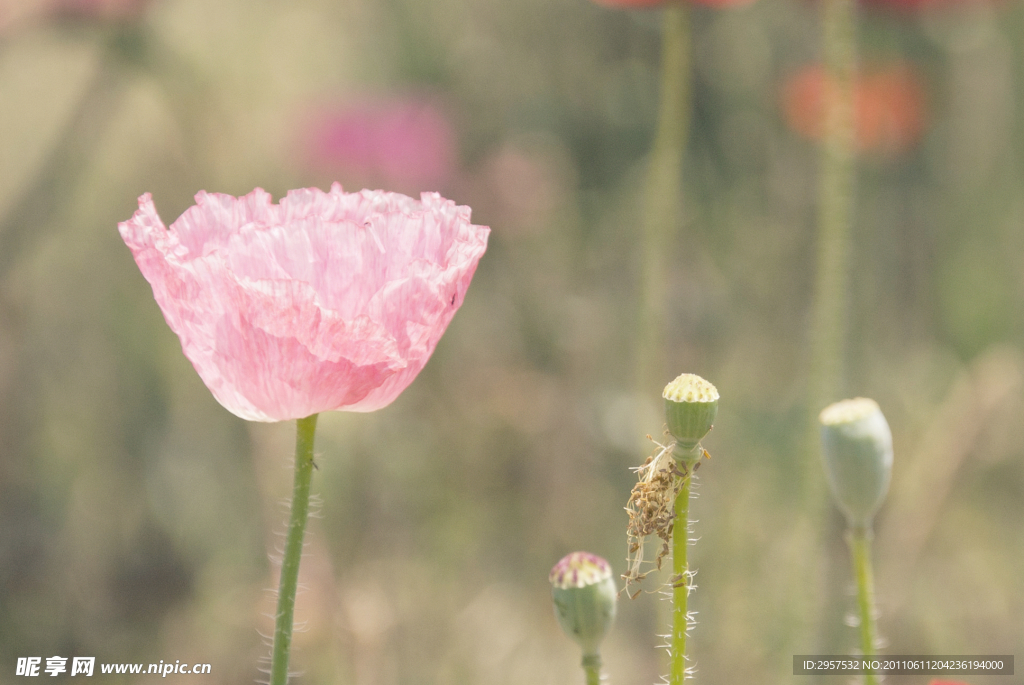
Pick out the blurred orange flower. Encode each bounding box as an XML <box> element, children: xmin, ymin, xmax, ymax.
<box><xmin>782</xmin><ymin>63</ymin><xmax>927</xmax><ymax>154</ymax></box>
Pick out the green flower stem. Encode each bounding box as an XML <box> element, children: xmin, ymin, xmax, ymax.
<box><xmin>0</xmin><ymin>58</ymin><xmax>123</xmax><ymax>278</ymax></box>
<box><xmin>638</xmin><ymin>4</ymin><xmax>691</xmax><ymax>395</ymax></box>
<box><xmin>581</xmin><ymin>654</ymin><xmax>602</xmax><ymax>685</ymax></box>
<box><xmin>269</xmin><ymin>414</ymin><xmax>319</xmax><ymax>685</ymax></box>
<box><xmin>807</xmin><ymin>0</ymin><xmax>857</xmax><ymax>501</ymax></box>
<box><xmin>670</xmin><ymin>453</ymin><xmax>697</xmax><ymax>685</ymax></box>
<box><xmin>847</xmin><ymin>526</ymin><xmax>879</xmax><ymax>685</ymax></box>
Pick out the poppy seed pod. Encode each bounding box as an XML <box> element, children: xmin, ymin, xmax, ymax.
<box><xmin>549</xmin><ymin>552</ymin><xmax>618</xmax><ymax>657</ymax></box>
<box><xmin>663</xmin><ymin>373</ymin><xmax>719</xmax><ymax>457</ymax></box>
<box><xmin>819</xmin><ymin>398</ymin><xmax>893</xmax><ymax>529</ymax></box>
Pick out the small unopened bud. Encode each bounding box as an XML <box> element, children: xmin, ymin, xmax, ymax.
<box><xmin>549</xmin><ymin>552</ymin><xmax>617</xmax><ymax>657</ymax></box>
<box><xmin>819</xmin><ymin>398</ymin><xmax>893</xmax><ymax>529</ymax></box>
<box><xmin>663</xmin><ymin>373</ymin><xmax>719</xmax><ymax>458</ymax></box>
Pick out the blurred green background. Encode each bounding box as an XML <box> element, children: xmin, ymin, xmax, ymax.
<box><xmin>0</xmin><ymin>0</ymin><xmax>1022</xmax><ymax>684</ymax></box>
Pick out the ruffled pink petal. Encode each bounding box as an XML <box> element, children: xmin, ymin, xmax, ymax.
<box><xmin>118</xmin><ymin>184</ymin><xmax>488</xmax><ymax>422</ymax></box>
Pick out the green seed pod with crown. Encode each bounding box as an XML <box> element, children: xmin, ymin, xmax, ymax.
<box><xmin>549</xmin><ymin>552</ymin><xmax>617</xmax><ymax>659</ymax></box>
<box><xmin>819</xmin><ymin>397</ymin><xmax>893</xmax><ymax>529</ymax></box>
<box><xmin>663</xmin><ymin>373</ymin><xmax>719</xmax><ymax>460</ymax></box>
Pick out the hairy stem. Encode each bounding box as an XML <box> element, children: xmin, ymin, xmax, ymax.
<box><xmin>670</xmin><ymin>459</ymin><xmax>695</xmax><ymax>684</ymax></box>
<box><xmin>269</xmin><ymin>414</ymin><xmax>319</xmax><ymax>685</ymax></box>
<box><xmin>847</xmin><ymin>526</ymin><xmax>879</xmax><ymax>685</ymax></box>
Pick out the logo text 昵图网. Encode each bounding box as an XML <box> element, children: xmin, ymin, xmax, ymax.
<box><xmin>17</xmin><ymin>658</ymin><xmax>212</xmax><ymax>677</ymax></box>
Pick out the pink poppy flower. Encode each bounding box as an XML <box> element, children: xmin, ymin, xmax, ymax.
<box><xmin>119</xmin><ymin>184</ymin><xmax>489</xmax><ymax>422</ymax></box>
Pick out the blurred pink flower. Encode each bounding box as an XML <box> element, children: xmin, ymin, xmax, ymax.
<box><xmin>0</xmin><ymin>0</ymin><xmax>148</xmax><ymax>36</ymax></box>
<box><xmin>302</xmin><ymin>97</ymin><xmax>456</xmax><ymax>195</ymax></box>
<box><xmin>119</xmin><ymin>184</ymin><xmax>489</xmax><ymax>422</ymax></box>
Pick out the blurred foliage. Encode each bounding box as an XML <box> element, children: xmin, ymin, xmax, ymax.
<box><xmin>0</xmin><ymin>0</ymin><xmax>1022</xmax><ymax>684</ymax></box>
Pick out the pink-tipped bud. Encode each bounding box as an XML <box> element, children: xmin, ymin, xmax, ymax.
<box><xmin>549</xmin><ymin>552</ymin><xmax>617</xmax><ymax>657</ymax></box>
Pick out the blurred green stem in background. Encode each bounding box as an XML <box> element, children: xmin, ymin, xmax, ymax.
<box><xmin>0</xmin><ymin>46</ymin><xmax>124</xmax><ymax>278</ymax></box>
<box><xmin>807</xmin><ymin>0</ymin><xmax>857</xmax><ymax>502</ymax></box>
<box><xmin>638</xmin><ymin>5</ymin><xmax>690</xmax><ymax>397</ymax></box>
<box><xmin>847</xmin><ymin>526</ymin><xmax>879</xmax><ymax>685</ymax></box>
<box><xmin>269</xmin><ymin>414</ymin><xmax>319</xmax><ymax>685</ymax></box>
<box><xmin>0</xmin><ymin>22</ymin><xmax>210</xmax><ymax>279</ymax></box>
<box><xmin>799</xmin><ymin>0</ymin><xmax>858</xmax><ymax>668</ymax></box>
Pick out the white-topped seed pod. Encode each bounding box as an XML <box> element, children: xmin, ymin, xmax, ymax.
<box><xmin>663</xmin><ymin>373</ymin><xmax>719</xmax><ymax>459</ymax></box>
<box><xmin>819</xmin><ymin>398</ymin><xmax>893</xmax><ymax>529</ymax></box>
<box><xmin>549</xmin><ymin>552</ymin><xmax>617</xmax><ymax>657</ymax></box>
